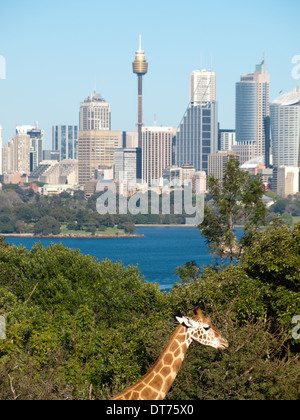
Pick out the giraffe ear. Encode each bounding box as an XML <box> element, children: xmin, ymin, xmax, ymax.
<box><xmin>176</xmin><ymin>316</ymin><xmax>197</xmax><ymax>328</ymax></box>
<box><xmin>192</xmin><ymin>307</ymin><xmax>204</xmax><ymax>319</ymax></box>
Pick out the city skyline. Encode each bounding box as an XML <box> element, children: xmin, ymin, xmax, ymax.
<box><xmin>0</xmin><ymin>0</ymin><xmax>300</xmax><ymax>148</ymax></box>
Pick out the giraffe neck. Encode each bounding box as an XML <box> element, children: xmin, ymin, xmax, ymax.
<box><xmin>111</xmin><ymin>325</ymin><xmax>192</xmax><ymax>400</ymax></box>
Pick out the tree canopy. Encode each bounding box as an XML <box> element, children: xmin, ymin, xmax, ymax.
<box><xmin>0</xmin><ymin>222</ymin><xmax>299</xmax><ymax>399</ymax></box>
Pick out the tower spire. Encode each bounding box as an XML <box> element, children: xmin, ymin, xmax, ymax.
<box><xmin>132</xmin><ymin>36</ymin><xmax>148</xmax><ymax>148</ymax></box>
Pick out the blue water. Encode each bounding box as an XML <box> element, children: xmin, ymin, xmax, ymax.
<box><xmin>5</xmin><ymin>227</ymin><xmax>214</xmax><ymax>292</ymax></box>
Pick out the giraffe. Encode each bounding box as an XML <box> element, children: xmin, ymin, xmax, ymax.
<box><xmin>110</xmin><ymin>308</ymin><xmax>229</xmax><ymax>400</ymax></box>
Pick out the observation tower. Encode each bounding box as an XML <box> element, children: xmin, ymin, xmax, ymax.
<box><xmin>132</xmin><ymin>35</ymin><xmax>148</xmax><ymax>147</ymax></box>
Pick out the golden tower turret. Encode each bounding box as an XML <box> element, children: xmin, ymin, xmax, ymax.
<box><xmin>132</xmin><ymin>35</ymin><xmax>148</xmax><ymax>75</ymax></box>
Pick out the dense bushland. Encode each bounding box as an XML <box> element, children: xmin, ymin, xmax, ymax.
<box><xmin>0</xmin><ymin>223</ymin><xmax>299</xmax><ymax>400</ymax></box>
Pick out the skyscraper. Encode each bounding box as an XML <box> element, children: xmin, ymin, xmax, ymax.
<box><xmin>190</xmin><ymin>69</ymin><xmax>216</xmax><ymax>105</ymax></box>
<box><xmin>132</xmin><ymin>36</ymin><xmax>148</xmax><ymax>148</ymax></box>
<box><xmin>78</xmin><ymin>130</ymin><xmax>122</xmax><ymax>185</ymax></box>
<box><xmin>114</xmin><ymin>148</ymin><xmax>142</xmax><ymax>183</ymax></box>
<box><xmin>270</xmin><ymin>86</ymin><xmax>300</xmax><ymax>168</ymax></box>
<box><xmin>176</xmin><ymin>69</ymin><xmax>218</xmax><ymax>173</ymax></box>
<box><xmin>27</xmin><ymin>127</ymin><xmax>45</xmax><ymax>172</ymax></box>
<box><xmin>234</xmin><ymin>60</ymin><xmax>270</xmax><ymax>163</ymax></box>
<box><xmin>52</xmin><ymin>125</ymin><xmax>78</xmax><ymax>160</ymax></box>
<box><xmin>79</xmin><ymin>92</ymin><xmax>111</xmax><ymax>131</ymax></box>
<box><xmin>142</xmin><ymin>127</ymin><xmax>175</xmax><ymax>184</ymax></box>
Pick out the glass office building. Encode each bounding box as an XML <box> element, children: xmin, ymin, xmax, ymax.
<box><xmin>176</xmin><ymin>102</ymin><xmax>218</xmax><ymax>173</ymax></box>
<box><xmin>270</xmin><ymin>86</ymin><xmax>300</xmax><ymax>168</ymax></box>
<box><xmin>235</xmin><ymin>60</ymin><xmax>270</xmax><ymax>161</ymax></box>
<box><xmin>52</xmin><ymin>125</ymin><xmax>78</xmax><ymax>160</ymax></box>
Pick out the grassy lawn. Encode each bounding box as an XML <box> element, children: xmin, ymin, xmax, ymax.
<box><xmin>60</xmin><ymin>225</ymin><xmax>125</xmax><ymax>235</ymax></box>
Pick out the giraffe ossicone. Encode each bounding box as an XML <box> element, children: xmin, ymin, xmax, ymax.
<box><xmin>110</xmin><ymin>308</ymin><xmax>229</xmax><ymax>400</ymax></box>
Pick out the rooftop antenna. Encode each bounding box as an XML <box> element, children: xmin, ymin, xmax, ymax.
<box><xmin>94</xmin><ymin>75</ymin><xmax>97</xmax><ymax>93</ymax></box>
<box><xmin>139</xmin><ymin>34</ymin><xmax>142</xmax><ymax>51</ymax></box>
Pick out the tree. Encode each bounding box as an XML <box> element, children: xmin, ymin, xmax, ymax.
<box><xmin>33</xmin><ymin>216</ymin><xmax>61</xmax><ymax>236</ymax></box>
<box><xmin>198</xmin><ymin>158</ymin><xmax>267</xmax><ymax>264</ymax></box>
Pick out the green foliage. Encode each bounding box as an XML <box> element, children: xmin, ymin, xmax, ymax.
<box><xmin>198</xmin><ymin>158</ymin><xmax>267</xmax><ymax>263</ymax></box>
<box><xmin>0</xmin><ymin>221</ymin><xmax>300</xmax><ymax>400</ymax></box>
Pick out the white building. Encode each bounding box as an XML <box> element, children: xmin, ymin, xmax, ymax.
<box><xmin>142</xmin><ymin>127</ymin><xmax>175</xmax><ymax>185</ymax></box>
<box><xmin>270</xmin><ymin>86</ymin><xmax>300</xmax><ymax>168</ymax></box>
<box><xmin>79</xmin><ymin>92</ymin><xmax>111</xmax><ymax>131</ymax></box>
<box><xmin>190</xmin><ymin>69</ymin><xmax>216</xmax><ymax>105</ymax></box>
<box><xmin>219</xmin><ymin>129</ymin><xmax>236</xmax><ymax>151</ymax></box>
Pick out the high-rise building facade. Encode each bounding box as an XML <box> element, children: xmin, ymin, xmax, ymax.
<box><xmin>190</xmin><ymin>69</ymin><xmax>216</xmax><ymax>105</ymax></box>
<box><xmin>52</xmin><ymin>125</ymin><xmax>78</xmax><ymax>160</ymax></box>
<box><xmin>219</xmin><ymin>129</ymin><xmax>236</xmax><ymax>151</ymax></box>
<box><xmin>208</xmin><ymin>151</ymin><xmax>239</xmax><ymax>180</ymax></box>
<box><xmin>27</xmin><ymin>128</ymin><xmax>45</xmax><ymax>172</ymax></box>
<box><xmin>176</xmin><ymin>102</ymin><xmax>218</xmax><ymax>173</ymax></box>
<box><xmin>142</xmin><ymin>127</ymin><xmax>175</xmax><ymax>184</ymax></box>
<box><xmin>79</xmin><ymin>92</ymin><xmax>111</xmax><ymax>131</ymax></box>
<box><xmin>235</xmin><ymin>60</ymin><xmax>270</xmax><ymax>162</ymax></box>
<box><xmin>13</xmin><ymin>124</ymin><xmax>44</xmax><ymax>173</ymax></box>
<box><xmin>78</xmin><ymin>130</ymin><xmax>122</xmax><ymax>185</ymax></box>
<box><xmin>176</xmin><ymin>69</ymin><xmax>218</xmax><ymax>173</ymax></box>
<box><xmin>114</xmin><ymin>148</ymin><xmax>142</xmax><ymax>183</ymax></box>
<box><xmin>11</xmin><ymin>133</ymin><xmax>31</xmax><ymax>174</ymax></box>
<box><xmin>270</xmin><ymin>86</ymin><xmax>300</xmax><ymax>168</ymax></box>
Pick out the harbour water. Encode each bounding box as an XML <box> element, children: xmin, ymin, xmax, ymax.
<box><xmin>5</xmin><ymin>226</ymin><xmax>215</xmax><ymax>292</ymax></box>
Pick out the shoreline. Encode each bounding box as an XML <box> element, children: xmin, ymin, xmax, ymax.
<box><xmin>1</xmin><ymin>233</ymin><xmax>144</xmax><ymax>239</ymax></box>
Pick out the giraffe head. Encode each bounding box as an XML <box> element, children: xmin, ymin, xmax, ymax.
<box><xmin>176</xmin><ymin>308</ymin><xmax>229</xmax><ymax>350</ymax></box>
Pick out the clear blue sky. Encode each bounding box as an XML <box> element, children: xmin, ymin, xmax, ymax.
<box><xmin>0</xmin><ymin>0</ymin><xmax>299</xmax><ymax>148</ymax></box>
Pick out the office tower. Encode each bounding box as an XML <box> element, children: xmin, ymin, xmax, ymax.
<box><xmin>176</xmin><ymin>68</ymin><xmax>218</xmax><ymax>173</ymax></box>
<box><xmin>270</xmin><ymin>86</ymin><xmax>300</xmax><ymax>168</ymax></box>
<box><xmin>176</xmin><ymin>102</ymin><xmax>218</xmax><ymax>172</ymax></box>
<box><xmin>27</xmin><ymin>127</ymin><xmax>45</xmax><ymax>172</ymax></box>
<box><xmin>12</xmin><ymin>133</ymin><xmax>31</xmax><ymax>174</ymax></box>
<box><xmin>114</xmin><ymin>148</ymin><xmax>142</xmax><ymax>183</ymax></box>
<box><xmin>219</xmin><ymin>129</ymin><xmax>236</xmax><ymax>151</ymax></box>
<box><xmin>190</xmin><ymin>69</ymin><xmax>216</xmax><ymax>105</ymax></box>
<box><xmin>208</xmin><ymin>151</ymin><xmax>239</xmax><ymax>181</ymax></box>
<box><xmin>235</xmin><ymin>60</ymin><xmax>270</xmax><ymax>163</ymax></box>
<box><xmin>142</xmin><ymin>127</ymin><xmax>175</xmax><ymax>185</ymax></box>
<box><xmin>78</xmin><ymin>130</ymin><xmax>122</xmax><ymax>185</ymax></box>
<box><xmin>132</xmin><ymin>36</ymin><xmax>148</xmax><ymax>148</ymax></box>
<box><xmin>52</xmin><ymin>125</ymin><xmax>78</xmax><ymax>160</ymax></box>
<box><xmin>79</xmin><ymin>92</ymin><xmax>111</xmax><ymax>131</ymax></box>
<box><xmin>276</xmin><ymin>166</ymin><xmax>299</xmax><ymax>197</ymax></box>
<box><xmin>15</xmin><ymin>123</ymin><xmax>44</xmax><ymax>172</ymax></box>
<box><xmin>0</xmin><ymin>125</ymin><xmax>2</xmax><ymax>175</ymax></box>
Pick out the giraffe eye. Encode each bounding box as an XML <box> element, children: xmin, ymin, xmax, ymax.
<box><xmin>203</xmin><ymin>326</ymin><xmax>210</xmax><ymax>331</ymax></box>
